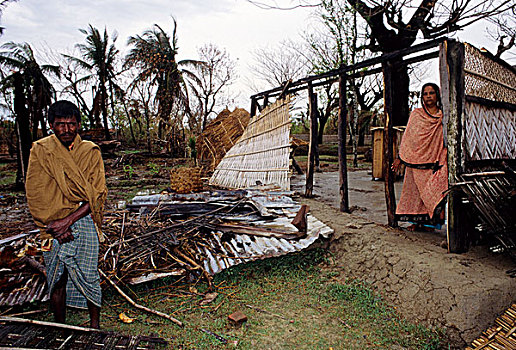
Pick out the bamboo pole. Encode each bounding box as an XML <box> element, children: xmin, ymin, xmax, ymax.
<box><xmin>0</xmin><ymin>316</ymin><xmax>103</xmax><ymax>332</ymax></box>
<box><xmin>99</xmin><ymin>269</ymin><xmax>184</xmax><ymax>327</ymax></box>
<box><xmin>338</xmin><ymin>74</ymin><xmax>350</xmax><ymax>212</ymax></box>
<box><xmin>305</xmin><ymin>83</ymin><xmax>318</xmax><ymax>197</ymax></box>
<box><xmin>382</xmin><ymin>61</ymin><xmax>397</xmax><ymax>227</ymax></box>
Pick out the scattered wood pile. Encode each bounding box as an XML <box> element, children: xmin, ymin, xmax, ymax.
<box><xmin>169</xmin><ymin>167</ymin><xmax>203</xmax><ymax>193</ymax></box>
<box><xmin>196</xmin><ymin>108</ymin><xmax>250</xmax><ymax>170</ymax></box>
<box><xmin>101</xmin><ymin>190</ymin><xmax>332</xmax><ymax>286</ymax></box>
<box><xmin>451</xmin><ymin>162</ymin><xmax>516</xmax><ymax>263</ymax></box>
<box><xmin>466</xmin><ymin>303</ymin><xmax>516</xmax><ymax>350</ymax></box>
<box><xmin>0</xmin><ymin>316</ymin><xmax>167</xmax><ymax>349</ymax></box>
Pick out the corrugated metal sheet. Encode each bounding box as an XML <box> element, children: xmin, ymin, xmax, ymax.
<box><xmin>0</xmin><ymin>231</ymin><xmax>48</xmax><ymax>307</ymax></box>
<box><xmin>131</xmin><ymin>190</ymin><xmax>333</xmax><ymax>276</ymax></box>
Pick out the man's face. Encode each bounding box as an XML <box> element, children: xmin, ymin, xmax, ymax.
<box><xmin>52</xmin><ymin>116</ymin><xmax>80</xmax><ymax>146</ymax></box>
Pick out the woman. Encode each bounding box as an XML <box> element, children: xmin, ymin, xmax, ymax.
<box><xmin>392</xmin><ymin>83</ymin><xmax>448</xmax><ymax>231</ymax></box>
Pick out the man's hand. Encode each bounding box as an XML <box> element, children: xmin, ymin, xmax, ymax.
<box><xmin>47</xmin><ymin>217</ymin><xmax>74</xmax><ymax>244</ymax></box>
<box><xmin>54</xmin><ymin>229</ymin><xmax>74</xmax><ymax>244</ymax></box>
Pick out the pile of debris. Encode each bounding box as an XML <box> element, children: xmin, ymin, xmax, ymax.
<box><xmin>101</xmin><ymin>189</ymin><xmax>332</xmax><ymax>285</ymax></box>
<box><xmin>0</xmin><ymin>190</ymin><xmax>333</xmax><ymax>310</ymax></box>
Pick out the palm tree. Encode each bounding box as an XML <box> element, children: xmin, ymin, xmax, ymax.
<box><xmin>125</xmin><ymin>19</ymin><xmax>203</xmax><ymax>143</ymax></box>
<box><xmin>0</xmin><ymin>0</ymin><xmax>18</xmax><ymax>36</ymax></box>
<box><xmin>0</xmin><ymin>42</ymin><xmax>59</xmax><ymax>188</ymax></box>
<box><xmin>65</xmin><ymin>25</ymin><xmax>119</xmax><ymax>140</ymax></box>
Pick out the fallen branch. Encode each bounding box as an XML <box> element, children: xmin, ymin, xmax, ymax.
<box><xmin>99</xmin><ymin>269</ymin><xmax>184</xmax><ymax>327</ymax></box>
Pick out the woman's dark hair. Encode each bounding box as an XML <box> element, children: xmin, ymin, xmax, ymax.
<box><xmin>48</xmin><ymin>100</ymin><xmax>81</xmax><ymax>125</ymax></box>
<box><xmin>421</xmin><ymin>82</ymin><xmax>442</xmax><ymax>112</ymax></box>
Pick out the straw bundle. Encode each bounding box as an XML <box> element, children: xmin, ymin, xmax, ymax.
<box><xmin>169</xmin><ymin>167</ymin><xmax>203</xmax><ymax>193</ymax></box>
<box><xmin>197</xmin><ymin>108</ymin><xmax>250</xmax><ymax>170</ymax></box>
<box><xmin>210</xmin><ymin>96</ymin><xmax>292</xmax><ymax>190</ymax></box>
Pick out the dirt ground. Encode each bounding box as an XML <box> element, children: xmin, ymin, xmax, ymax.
<box><xmin>1</xmin><ymin>158</ymin><xmax>515</xmax><ymax>348</ymax></box>
<box><xmin>292</xmin><ymin>170</ymin><xmax>516</xmax><ymax>348</ymax></box>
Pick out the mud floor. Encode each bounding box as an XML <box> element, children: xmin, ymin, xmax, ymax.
<box><xmin>293</xmin><ymin>171</ymin><xmax>516</xmax><ymax>348</ymax></box>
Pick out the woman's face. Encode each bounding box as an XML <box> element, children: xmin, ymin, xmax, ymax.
<box><xmin>422</xmin><ymin>86</ymin><xmax>438</xmax><ymax>109</ymax></box>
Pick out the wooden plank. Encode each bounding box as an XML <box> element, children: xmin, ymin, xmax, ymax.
<box><xmin>382</xmin><ymin>61</ymin><xmax>397</xmax><ymax>227</ymax></box>
<box><xmin>338</xmin><ymin>74</ymin><xmax>350</xmax><ymax>212</ymax></box>
<box><xmin>441</xmin><ymin>39</ymin><xmax>469</xmax><ymax>253</ymax></box>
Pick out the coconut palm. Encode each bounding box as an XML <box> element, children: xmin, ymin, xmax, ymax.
<box><xmin>65</xmin><ymin>24</ymin><xmax>119</xmax><ymax>139</ymax></box>
<box><xmin>0</xmin><ymin>41</ymin><xmax>59</xmax><ymax>187</ymax></box>
<box><xmin>125</xmin><ymin>19</ymin><xmax>203</xmax><ymax>142</ymax></box>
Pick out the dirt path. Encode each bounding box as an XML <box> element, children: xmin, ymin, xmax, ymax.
<box><xmin>295</xmin><ymin>172</ymin><xmax>516</xmax><ymax>347</ymax></box>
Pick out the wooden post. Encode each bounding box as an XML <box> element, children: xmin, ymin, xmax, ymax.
<box><xmin>263</xmin><ymin>95</ymin><xmax>269</xmax><ymax>110</ymax></box>
<box><xmin>305</xmin><ymin>83</ymin><xmax>318</xmax><ymax>197</ymax></box>
<box><xmin>440</xmin><ymin>39</ymin><xmax>468</xmax><ymax>253</ymax></box>
<box><xmin>338</xmin><ymin>74</ymin><xmax>350</xmax><ymax>212</ymax></box>
<box><xmin>382</xmin><ymin>61</ymin><xmax>398</xmax><ymax>227</ymax></box>
<box><xmin>250</xmin><ymin>98</ymin><xmax>257</xmax><ymax>118</ymax></box>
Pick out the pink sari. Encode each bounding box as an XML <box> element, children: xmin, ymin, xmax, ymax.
<box><xmin>396</xmin><ymin>108</ymin><xmax>448</xmax><ymax>221</ymax></box>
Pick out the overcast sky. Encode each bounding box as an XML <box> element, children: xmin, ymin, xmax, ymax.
<box><xmin>0</xmin><ymin>0</ymin><xmax>511</xmax><ymax>110</ymax></box>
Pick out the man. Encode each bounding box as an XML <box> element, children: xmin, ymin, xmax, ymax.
<box><xmin>26</xmin><ymin>100</ymin><xmax>107</xmax><ymax>328</ymax></box>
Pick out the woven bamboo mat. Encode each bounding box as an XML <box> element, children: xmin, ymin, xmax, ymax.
<box><xmin>466</xmin><ymin>303</ymin><xmax>516</xmax><ymax>350</ymax></box>
<box><xmin>210</xmin><ymin>96</ymin><xmax>292</xmax><ymax>190</ymax></box>
<box><xmin>464</xmin><ymin>43</ymin><xmax>516</xmax><ymax>105</ymax></box>
<box><xmin>464</xmin><ymin>102</ymin><xmax>516</xmax><ymax>161</ymax></box>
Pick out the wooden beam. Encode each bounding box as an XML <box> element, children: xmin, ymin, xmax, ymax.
<box><xmin>382</xmin><ymin>61</ymin><xmax>397</xmax><ymax>227</ymax></box>
<box><xmin>338</xmin><ymin>74</ymin><xmax>350</xmax><ymax>212</ymax></box>
<box><xmin>251</xmin><ymin>38</ymin><xmax>445</xmax><ymax>100</ymax></box>
<box><xmin>440</xmin><ymin>39</ymin><xmax>468</xmax><ymax>253</ymax></box>
<box><xmin>305</xmin><ymin>83</ymin><xmax>318</xmax><ymax>198</ymax></box>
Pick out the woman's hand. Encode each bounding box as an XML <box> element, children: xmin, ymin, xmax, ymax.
<box><xmin>391</xmin><ymin>158</ymin><xmax>402</xmax><ymax>172</ymax></box>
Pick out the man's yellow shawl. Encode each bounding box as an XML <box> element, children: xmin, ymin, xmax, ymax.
<box><xmin>26</xmin><ymin>134</ymin><xmax>107</xmax><ymax>241</ymax></box>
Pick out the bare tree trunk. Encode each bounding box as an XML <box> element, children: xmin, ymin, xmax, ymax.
<box><xmin>100</xmin><ymin>84</ymin><xmax>111</xmax><ymax>140</ymax></box>
<box><xmin>13</xmin><ymin>72</ymin><xmax>32</xmax><ymax>190</ymax></box>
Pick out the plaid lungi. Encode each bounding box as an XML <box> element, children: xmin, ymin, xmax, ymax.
<box><xmin>43</xmin><ymin>215</ymin><xmax>102</xmax><ymax>309</ymax></box>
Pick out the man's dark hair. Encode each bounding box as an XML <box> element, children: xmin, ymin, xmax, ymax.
<box><xmin>48</xmin><ymin>100</ymin><xmax>81</xmax><ymax>125</ymax></box>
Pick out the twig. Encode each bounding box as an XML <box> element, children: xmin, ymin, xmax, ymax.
<box><xmin>3</xmin><ymin>308</ymin><xmax>47</xmax><ymax>318</ymax></box>
<box><xmin>200</xmin><ymin>328</ymin><xmax>228</xmax><ymax>343</ymax></box>
<box><xmin>99</xmin><ymin>269</ymin><xmax>184</xmax><ymax>327</ymax></box>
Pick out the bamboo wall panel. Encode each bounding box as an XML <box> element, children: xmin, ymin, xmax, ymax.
<box><xmin>464</xmin><ymin>102</ymin><xmax>516</xmax><ymax>161</ymax></box>
<box><xmin>464</xmin><ymin>43</ymin><xmax>516</xmax><ymax>105</ymax></box>
<box><xmin>210</xmin><ymin>97</ymin><xmax>292</xmax><ymax>190</ymax></box>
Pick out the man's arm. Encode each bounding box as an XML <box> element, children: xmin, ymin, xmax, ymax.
<box><xmin>47</xmin><ymin>202</ymin><xmax>91</xmax><ymax>244</ymax></box>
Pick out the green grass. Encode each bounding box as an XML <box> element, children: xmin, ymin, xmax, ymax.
<box><xmin>0</xmin><ymin>162</ymin><xmax>16</xmax><ymax>186</ymax></box>
<box><xmin>30</xmin><ymin>249</ymin><xmax>443</xmax><ymax>349</ymax></box>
